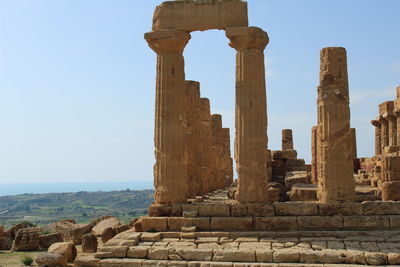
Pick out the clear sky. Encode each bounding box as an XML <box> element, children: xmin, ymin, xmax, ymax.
<box><xmin>1</xmin><ymin>0</ymin><xmax>399</xmax><ymax>185</ymax></box>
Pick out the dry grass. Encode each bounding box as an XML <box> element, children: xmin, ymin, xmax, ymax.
<box><xmin>0</xmin><ymin>251</ymin><xmax>41</xmax><ymax>267</ymax></box>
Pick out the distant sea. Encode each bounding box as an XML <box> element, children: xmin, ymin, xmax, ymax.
<box><xmin>0</xmin><ymin>181</ymin><xmax>153</xmax><ymax>196</ymax></box>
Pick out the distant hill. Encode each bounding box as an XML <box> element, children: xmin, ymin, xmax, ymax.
<box><xmin>0</xmin><ymin>189</ymin><xmax>154</xmax><ymax>227</ymax></box>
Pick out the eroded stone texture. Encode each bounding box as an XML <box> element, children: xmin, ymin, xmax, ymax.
<box><xmin>152</xmin><ymin>0</ymin><xmax>248</xmax><ymax>32</ymax></box>
<box><xmin>282</xmin><ymin>129</ymin><xmax>294</xmax><ymax>150</ymax></box>
<box><xmin>145</xmin><ymin>29</ymin><xmax>191</xmax><ymax>203</ymax></box>
<box><xmin>380</xmin><ymin>101</ymin><xmax>396</xmax><ymax>147</ymax></box>
<box><xmin>394</xmin><ymin>97</ymin><xmax>400</xmax><ymax>147</ymax></box>
<box><xmin>311</xmin><ymin>126</ymin><xmax>318</xmax><ymax>184</ymax></box>
<box><xmin>199</xmin><ymin>98</ymin><xmax>214</xmax><ymax>194</ymax></box>
<box><xmin>226</xmin><ymin>26</ymin><xmax>270</xmax><ymax>203</ymax></box>
<box><xmin>317</xmin><ymin>47</ymin><xmax>355</xmax><ymax>203</ymax></box>
<box><xmin>185</xmin><ymin>81</ymin><xmax>203</xmax><ymax>197</ymax></box>
<box><xmin>371</xmin><ymin>118</ymin><xmax>382</xmax><ymax>155</ymax></box>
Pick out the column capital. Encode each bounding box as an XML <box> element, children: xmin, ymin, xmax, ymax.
<box><xmin>144</xmin><ymin>29</ymin><xmax>191</xmax><ymax>54</ymax></box>
<box><xmin>371</xmin><ymin>118</ymin><xmax>381</xmax><ymax>128</ymax></box>
<box><xmin>225</xmin><ymin>26</ymin><xmax>269</xmax><ymax>52</ymax></box>
<box><xmin>394</xmin><ymin>99</ymin><xmax>400</xmax><ymax>117</ymax></box>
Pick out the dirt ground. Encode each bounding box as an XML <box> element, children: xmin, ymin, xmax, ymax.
<box><xmin>0</xmin><ymin>250</ymin><xmax>75</xmax><ymax>267</ymax></box>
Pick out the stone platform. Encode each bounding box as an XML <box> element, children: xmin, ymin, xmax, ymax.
<box><xmin>74</xmin><ymin>229</ymin><xmax>400</xmax><ymax>266</ymax></box>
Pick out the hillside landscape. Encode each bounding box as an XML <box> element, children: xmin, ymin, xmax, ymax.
<box><xmin>0</xmin><ymin>189</ymin><xmax>154</xmax><ymax>227</ymax></box>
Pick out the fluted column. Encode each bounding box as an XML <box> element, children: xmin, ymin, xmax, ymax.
<box><xmin>379</xmin><ymin>116</ymin><xmax>389</xmax><ymax>151</ymax></box>
<box><xmin>226</xmin><ymin>27</ymin><xmax>270</xmax><ymax>203</ymax></box>
<box><xmin>317</xmin><ymin>47</ymin><xmax>355</xmax><ymax>203</ymax></box>
<box><xmin>371</xmin><ymin>119</ymin><xmax>382</xmax><ymax>156</ymax></box>
<box><xmin>145</xmin><ymin>29</ymin><xmax>191</xmax><ymax>203</ymax></box>
<box><xmin>395</xmin><ymin>99</ymin><xmax>400</xmax><ymax>148</ymax></box>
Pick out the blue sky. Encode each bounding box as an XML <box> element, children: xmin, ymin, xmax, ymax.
<box><xmin>0</xmin><ymin>0</ymin><xmax>399</xmax><ymax>184</ymax></box>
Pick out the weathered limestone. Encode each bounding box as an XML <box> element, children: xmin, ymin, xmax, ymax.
<box><xmin>152</xmin><ymin>0</ymin><xmax>248</xmax><ymax>32</ymax></box>
<box><xmin>311</xmin><ymin>126</ymin><xmax>318</xmax><ymax>184</ymax></box>
<box><xmin>226</xmin><ymin>26</ymin><xmax>270</xmax><ymax>203</ymax></box>
<box><xmin>211</xmin><ymin>114</ymin><xmax>233</xmax><ymax>189</ymax></box>
<box><xmin>316</xmin><ymin>47</ymin><xmax>355</xmax><ymax>203</ymax></box>
<box><xmin>350</xmin><ymin>128</ymin><xmax>357</xmax><ymax>160</ymax></box>
<box><xmin>185</xmin><ymin>81</ymin><xmax>203</xmax><ymax>197</ymax></box>
<box><xmin>380</xmin><ymin>101</ymin><xmax>396</xmax><ymax>147</ymax></box>
<box><xmin>371</xmin><ymin>118</ymin><xmax>382</xmax><ymax>155</ymax></box>
<box><xmin>199</xmin><ymin>98</ymin><xmax>214</xmax><ymax>194</ymax></box>
<box><xmin>379</xmin><ymin>116</ymin><xmax>390</xmax><ymax>150</ymax></box>
<box><xmin>145</xmin><ymin>29</ymin><xmax>191</xmax><ymax>203</ymax></box>
<box><xmin>282</xmin><ymin>129</ymin><xmax>294</xmax><ymax>150</ymax></box>
<box><xmin>382</xmin><ymin>155</ymin><xmax>400</xmax><ymax>200</ymax></box>
<box><xmin>394</xmin><ymin>97</ymin><xmax>400</xmax><ymax>147</ymax></box>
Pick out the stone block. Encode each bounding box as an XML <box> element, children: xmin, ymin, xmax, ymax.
<box><xmin>289</xmin><ymin>184</ymin><xmax>317</xmax><ymax>201</ymax></box>
<box><xmin>210</xmin><ymin>217</ymin><xmax>252</xmax><ymax>231</ymax></box>
<box><xmin>388</xmin><ymin>252</ymin><xmax>400</xmax><ymax>265</ymax></box>
<box><xmin>318</xmin><ymin>202</ymin><xmax>363</xmax><ymax>216</ymax></box>
<box><xmin>141</xmin><ymin>217</ymin><xmax>167</xmax><ymax>232</ymax></box>
<box><xmin>285</xmin><ymin>171</ymin><xmax>309</xmax><ymax>190</ymax></box>
<box><xmin>97</xmin><ymin>246</ymin><xmax>127</xmax><ymax>258</ymax></box>
<box><xmin>389</xmin><ymin>215</ymin><xmax>400</xmax><ymax>229</ymax></box>
<box><xmin>141</xmin><ymin>233</ymin><xmax>161</xmax><ymax>242</ymax></box>
<box><xmin>246</xmin><ymin>204</ymin><xmax>274</xmax><ymax>216</ymax></box>
<box><xmin>74</xmin><ymin>255</ymin><xmax>100</xmax><ymax>267</ymax></box>
<box><xmin>98</xmin><ymin>259</ymin><xmax>143</xmax><ymax>267</ymax></box>
<box><xmin>198</xmin><ymin>204</ymin><xmax>231</xmax><ymax>217</ymax></box>
<box><xmin>345</xmin><ymin>250</ymin><xmax>367</xmax><ymax>265</ymax></box>
<box><xmin>176</xmin><ymin>248</ymin><xmax>213</xmax><ymax>261</ymax></box>
<box><xmin>297</xmin><ymin>216</ymin><xmax>343</xmax><ymax>230</ymax></box>
<box><xmin>231</xmin><ymin>204</ymin><xmax>247</xmax><ymax>217</ymax></box>
<box><xmin>365</xmin><ymin>252</ymin><xmax>388</xmax><ymax>265</ymax></box>
<box><xmin>382</xmin><ymin>182</ymin><xmax>400</xmax><ymax>201</ymax></box>
<box><xmin>212</xmin><ymin>248</ymin><xmax>255</xmax><ymax>262</ymax></box>
<box><xmin>127</xmin><ymin>247</ymin><xmax>149</xmax><ymax>258</ymax></box>
<box><xmin>274</xmin><ymin>202</ymin><xmax>318</xmax><ymax>216</ymax></box>
<box><xmin>272</xmin><ymin>150</ymin><xmax>297</xmax><ymax>160</ymax></box>
<box><xmin>147</xmin><ymin>247</ymin><xmax>169</xmax><ymax>260</ymax></box>
<box><xmin>273</xmin><ymin>248</ymin><xmax>300</xmax><ymax>263</ymax></box>
<box><xmin>255</xmin><ymin>249</ymin><xmax>273</xmax><ymax>263</ymax></box>
<box><xmin>343</xmin><ymin>216</ymin><xmax>390</xmax><ymax>230</ymax></box>
<box><xmin>363</xmin><ymin>201</ymin><xmax>400</xmax><ymax>215</ymax></box>
<box><xmin>253</xmin><ymin>217</ymin><xmax>297</xmax><ymax>231</ymax></box>
<box><xmin>152</xmin><ymin>0</ymin><xmax>248</xmax><ymax>32</ymax></box>
<box><xmin>182</xmin><ymin>204</ymin><xmax>199</xmax><ymax>217</ymax></box>
<box><xmin>148</xmin><ymin>203</ymin><xmax>182</xmax><ymax>217</ymax></box>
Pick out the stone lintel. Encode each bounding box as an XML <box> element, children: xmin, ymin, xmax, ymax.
<box><xmin>152</xmin><ymin>0</ymin><xmax>248</xmax><ymax>32</ymax></box>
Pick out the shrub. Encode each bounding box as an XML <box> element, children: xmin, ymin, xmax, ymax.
<box><xmin>21</xmin><ymin>256</ymin><xmax>34</xmax><ymax>266</ymax></box>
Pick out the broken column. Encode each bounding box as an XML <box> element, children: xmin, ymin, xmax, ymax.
<box><xmin>311</xmin><ymin>126</ymin><xmax>318</xmax><ymax>184</ymax></box>
<box><xmin>316</xmin><ymin>47</ymin><xmax>355</xmax><ymax>203</ymax></box>
<box><xmin>145</xmin><ymin>30</ymin><xmax>191</xmax><ymax>203</ymax></box>
<box><xmin>226</xmin><ymin>26</ymin><xmax>270</xmax><ymax>203</ymax></box>
<box><xmin>371</xmin><ymin>118</ymin><xmax>382</xmax><ymax>156</ymax></box>
<box><xmin>282</xmin><ymin>129</ymin><xmax>294</xmax><ymax>150</ymax></box>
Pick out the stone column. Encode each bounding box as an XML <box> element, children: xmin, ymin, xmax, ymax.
<box><xmin>221</xmin><ymin>128</ymin><xmax>234</xmax><ymax>187</ymax></box>
<box><xmin>185</xmin><ymin>81</ymin><xmax>203</xmax><ymax>197</ymax></box>
<box><xmin>311</xmin><ymin>126</ymin><xmax>318</xmax><ymax>184</ymax></box>
<box><xmin>382</xmin><ymin>155</ymin><xmax>400</xmax><ymax>201</ymax></box>
<box><xmin>317</xmin><ymin>47</ymin><xmax>355</xmax><ymax>203</ymax></box>
<box><xmin>144</xmin><ymin>29</ymin><xmax>191</xmax><ymax>203</ymax></box>
<box><xmin>226</xmin><ymin>26</ymin><xmax>270</xmax><ymax>203</ymax></box>
<box><xmin>282</xmin><ymin>129</ymin><xmax>294</xmax><ymax>150</ymax></box>
<box><xmin>395</xmin><ymin>99</ymin><xmax>400</xmax><ymax>148</ymax></box>
<box><xmin>379</xmin><ymin>116</ymin><xmax>389</xmax><ymax>151</ymax></box>
<box><xmin>199</xmin><ymin>98</ymin><xmax>213</xmax><ymax>195</ymax></box>
<box><xmin>371</xmin><ymin>119</ymin><xmax>382</xmax><ymax>156</ymax></box>
<box><xmin>211</xmin><ymin>114</ymin><xmax>224</xmax><ymax>190</ymax></box>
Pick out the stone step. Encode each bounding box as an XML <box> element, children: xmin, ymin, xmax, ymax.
<box><xmin>89</xmin><ymin>230</ymin><xmax>400</xmax><ymax>266</ymax></box>
<box><xmin>140</xmin><ymin>214</ymin><xmax>400</xmax><ymax>232</ymax></box>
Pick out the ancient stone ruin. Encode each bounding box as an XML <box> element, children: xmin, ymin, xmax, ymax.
<box><xmin>72</xmin><ymin>0</ymin><xmax>400</xmax><ymax>266</ymax></box>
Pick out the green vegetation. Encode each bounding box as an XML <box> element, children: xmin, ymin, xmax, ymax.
<box><xmin>21</xmin><ymin>255</ymin><xmax>34</xmax><ymax>266</ymax></box>
<box><xmin>0</xmin><ymin>189</ymin><xmax>154</xmax><ymax>227</ymax></box>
